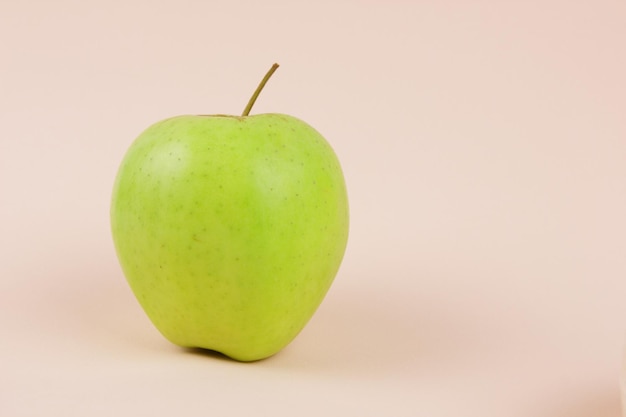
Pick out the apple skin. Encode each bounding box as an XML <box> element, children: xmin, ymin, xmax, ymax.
<box><xmin>110</xmin><ymin>113</ymin><xmax>349</xmax><ymax>361</ymax></box>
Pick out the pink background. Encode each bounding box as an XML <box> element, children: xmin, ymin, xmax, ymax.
<box><xmin>1</xmin><ymin>1</ymin><xmax>625</xmax><ymax>416</ymax></box>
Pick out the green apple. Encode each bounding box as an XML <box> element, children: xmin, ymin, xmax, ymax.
<box><xmin>110</xmin><ymin>64</ymin><xmax>349</xmax><ymax>361</ymax></box>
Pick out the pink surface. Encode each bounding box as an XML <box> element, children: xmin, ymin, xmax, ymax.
<box><xmin>1</xmin><ymin>1</ymin><xmax>625</xmax><ymax>416</ymax></box>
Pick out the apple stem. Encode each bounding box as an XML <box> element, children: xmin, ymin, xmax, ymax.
<box><xmin>242</xmin><ymin>63</ymin><xmax>280</xmax><ymax>117</ymax></box>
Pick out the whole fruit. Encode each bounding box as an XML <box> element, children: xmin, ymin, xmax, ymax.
<box><xmin>110</xmin><ymin>64</ymin><xmax>349</xmax><ymax>361</ymax></box>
